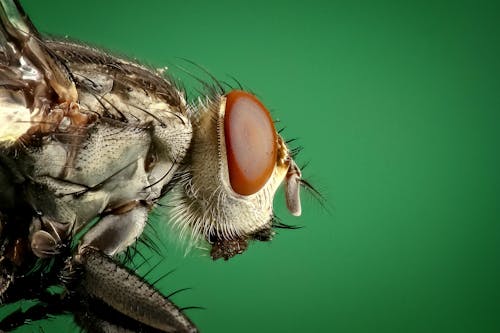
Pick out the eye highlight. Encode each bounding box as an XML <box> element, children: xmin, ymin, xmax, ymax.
<box><xmin>224</xmin><ymin>90</ymin><xmax>277</xmax><ymax>196</ymax></box>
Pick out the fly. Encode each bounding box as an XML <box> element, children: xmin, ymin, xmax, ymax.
<box><xmin>0</xmin><ymin>0</ymin><xmax>306</xmax><ymax>332</ymax></box>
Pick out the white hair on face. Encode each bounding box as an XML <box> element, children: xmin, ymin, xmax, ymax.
<box><xmin>165</xmin><ymin>94</ymin><xmax>289</xmax><ymax>251</ymax></box>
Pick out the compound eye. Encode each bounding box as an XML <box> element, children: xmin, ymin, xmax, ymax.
<box><xmin>224</xmin><ymin>90</ymin><xmax>277</xmax><ymax>195</ymax></box>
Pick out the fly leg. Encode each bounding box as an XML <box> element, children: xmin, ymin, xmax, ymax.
<box><xmin>80</xmin><ymin>202</ymin><xmax>149</xmax><ymax>256</ymax></box>
<box><xmin>72</xmin><ymin>203</ymin><xmax>198</xmax><ymax>333</ymax></box>
<box><xmin>72</xmin><ymin>246</ymin><xmax>198</xmax><ymax>333</ymax></box>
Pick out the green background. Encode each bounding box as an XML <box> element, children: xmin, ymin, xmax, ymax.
<box><xmin>3</xmin><ymin>0</ymin><xmax>500</xmax><ymax>332</ymax></box>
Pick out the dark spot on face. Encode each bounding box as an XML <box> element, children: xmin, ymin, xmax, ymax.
<box><xmin>208</xmin><ymin>225</ymin><xmax>274</xmax><ymax>260</ymax></box>
<box><xmin>210</xmin><ymin>239</ymin><xmax>248</xmax><ymax>261</ymax></box>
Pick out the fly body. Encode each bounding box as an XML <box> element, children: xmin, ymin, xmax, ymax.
<box><xmin>0</xmin><ymin>0</ymin><xmax>305</xmax><ymax>332</ymax></box>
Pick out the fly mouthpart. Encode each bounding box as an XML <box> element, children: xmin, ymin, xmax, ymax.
<box><xmin>285</xmin><ymin>159</ymin><xmax>302</xmax><ymax>216</ymax></box>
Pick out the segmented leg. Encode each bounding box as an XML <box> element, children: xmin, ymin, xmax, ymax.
<box><xmin>0</xmin><ymin>246</ymin><xmax>198</xmax><ymax>333</ymax></box>
<box><xmin>75</xmin><ymin>246</ymin><xmax>198</xmax><ymax>333</ymax></box>
<box><xmin>81</xmin><ymin>203</ymin><xmax>150</xmax><ymax>256</ymax></box>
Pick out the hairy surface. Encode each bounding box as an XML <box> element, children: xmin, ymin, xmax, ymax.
<box><xmin>0</xmin><ymin>0</ymin><xmax>308</xmax><ymax>331</ymax></box>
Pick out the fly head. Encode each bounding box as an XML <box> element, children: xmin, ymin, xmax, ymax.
<box><xmin>169</xmin><ymin>90</ymin><xmax>302</xmax><ymax>260</ymax></box>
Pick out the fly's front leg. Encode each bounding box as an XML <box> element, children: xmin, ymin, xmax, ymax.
<box><xmin>72</xmin><ymin>202</ymin><xmax>197</xmax><ymax>333</ymax></box>
<box><xmin>80</xmin><ymin>201</ymin><xmax>149</xmax><ymax>256</ymax></box>
<box><xmin>73</xmin><ymin>247</ymin><xmax>197</xmax><ymax>333</ymax></box>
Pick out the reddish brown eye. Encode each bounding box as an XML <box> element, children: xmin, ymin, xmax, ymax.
<box><xmin>224</xmin><ymin>90</ymin><xmax>277</xmax><ymax>195</ymax></box>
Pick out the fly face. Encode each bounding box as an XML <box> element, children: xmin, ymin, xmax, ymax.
<box><xmin>171</xmin><ymin>90</ymin><xmax>302</xmax><ymax>259</ymax></box>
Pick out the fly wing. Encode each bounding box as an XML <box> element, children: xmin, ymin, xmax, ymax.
<box><xmin>0</xmin><ymin>0</ymin><xmax>77</xmax><ymax>100</ymax></box>
<box><xmin>0</xmin><ymin>0</ymin><xmax>78</xmax><ymax>144</ymax></box>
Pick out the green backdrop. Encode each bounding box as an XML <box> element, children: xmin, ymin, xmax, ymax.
<box><xmin>2</xmin><ymin>0</ymin><xmax>499</xmax><ymax>332</ymax></box>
